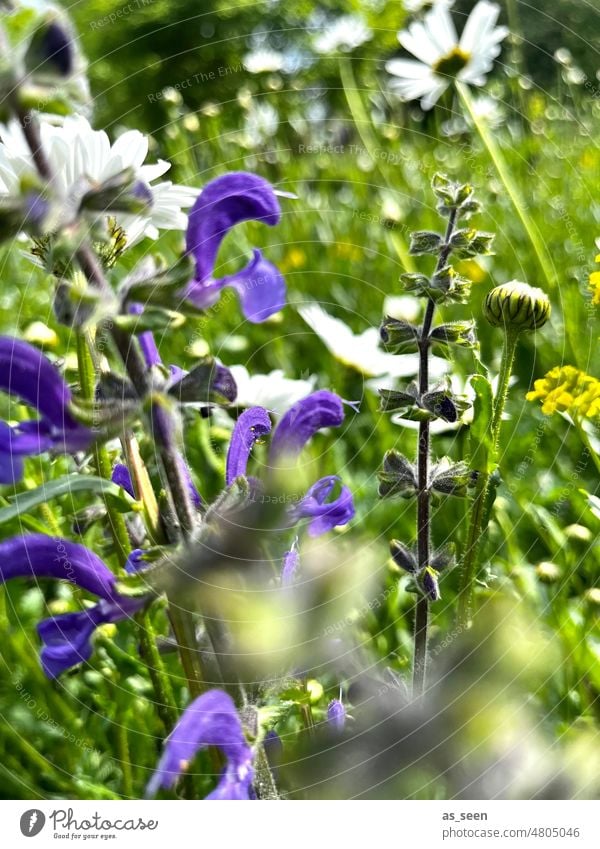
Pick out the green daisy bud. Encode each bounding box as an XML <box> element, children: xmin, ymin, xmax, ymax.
<box><xmin>484</xmin><ymin>280</ymin><xmax>551</xmax><ymax>332</ymax></box>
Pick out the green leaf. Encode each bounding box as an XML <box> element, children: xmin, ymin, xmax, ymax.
<box><xmin>581</xmin><ymin>490</ymin><xmax>600</xmax><ymax>522</ymax></box>
<box><xmin>0</xmin><ymin>474</ymin><xmax>135</xmax><ymax>525</ymax></box>
<box><xmin>469</xmin><ymin>374</ymin><xmax>494</xmax><ymax>473</ymax></box>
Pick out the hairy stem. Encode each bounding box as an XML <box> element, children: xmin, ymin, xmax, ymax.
<box><xmin>457</xmin><ymin>328</ymin><xmax>519</xmax><ymax>626</ymax></box>
<box><xmin>76</xmin><ymin>332</ymin><xmax>131</xmax><ymax>566</ymax></box>
<box><xmin>413</xmin><ymin>210</ymin><xmax>458</xmax><ymax>698</ymax></box>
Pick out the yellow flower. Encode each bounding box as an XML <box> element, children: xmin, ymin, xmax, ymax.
<box><xmin>589</xmin><ymin>270</ymin><xmax>600</xmax><ymax>306</ymax></box>
<box><xmin>526</xmin><ymin>365</ymin><xmax>600</xmax><ymax>420</ymax></box>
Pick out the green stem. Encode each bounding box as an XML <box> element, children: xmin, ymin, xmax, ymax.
<box><xmin>135</xmin><ymin>609</ymin><xmax>179</xmax><ymax>731</ymax></box>
<box><xmin>76</xmin><ymin>332</ymin><xmax>130</xmax><ymax>567</ymax></box>
<box><xmin>573</xmin><ymin>417</ymin><xmax>600</xmax><ymax>477</ymax></box>
<box><xmin>457</xmin><ymin>328</ymin><xmax>519</xmax><ymax>626</ymax></box>
<box><xmin>456</xmin><ymin>83</ymin><xmax>556</xmax><ymax>292</ymax></box>
<box><xmin>412</xmin><ymin>210</ymin><xmax>458</xmax><ymax>698</ymax></box>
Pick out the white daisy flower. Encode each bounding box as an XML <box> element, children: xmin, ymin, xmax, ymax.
<box><xmin>298</xmin><ymin>302</ymin><xmax>447</xmax><ymax>381</ymax></box>
<box><xmin>312</xmin><ymin>15</ymin><xmax>372</xmax><ymax>55</ymax></box>
<box><xmin>0</xmin><ymin>115</ymin><xmax>197</xmax><ymax>245</ymax></box>
<box><xmin>242</xmin><ymin>48</ymin><xmax>285</xmax><ymax>74</ymax></box>
<box><xmin>228</xmin><ymin>365</ymin><xmax>316</xmax><ymax>416</ymax></box>
<box><xmin>386</xmin><ymin>0</ymin><xmax>508</xmax><ymax>110</ymax></box>
<box><xmin>244</xmin><ymin>101</ymin><xmax>279</xmax><ymax>148</ymax></box>
<box><xmin>404</xmin><ymin>0</ymin><xmax>454</xmax><ymax>14</ymax></box>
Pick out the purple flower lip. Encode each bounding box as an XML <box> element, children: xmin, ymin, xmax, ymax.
<box><xmin>269</xmin><ymin>390</ymin><xmax>345</xmax><ymax>462</ymax></box>
<box><xmin>226</xmin><ymin>406</ymin><xmax>272</xmax><ymax>486</ymax></box>
<box><xmin>0</xmin><ymin>534</ymin><xmax>149</xmax><ymax>678</ymax></box>
<box><xmin>0</xmin><ymin>337</ymin><xmax>92</xmax><ymax>482</ymax></box>
<box><xmin>0</xmin><ymin>337</ymin><xmax>80</xmax><ymax>430</ymax></box>
<box><xmin>0</xmin><ymin>534</ymin><xmax>122</xmax><ymax>600</ymax></box>
<box><xmin>184</xmin><ymin>172</ymin><xmax>286</xmax><ymax>324</ymax></box>
<box><xmin>37</xmin><ymin>595</ymin><xmax>145</xmax><ymax>678</ymax></box>
<box><xmin>146</xmin><ymin>689</ymin><xmax>255</xmax><ymax>800</ymax></box>
<box><xmin>292</xmin><ymin>475</ymin><xmax>355</xmax><ymax>537</ymax></box>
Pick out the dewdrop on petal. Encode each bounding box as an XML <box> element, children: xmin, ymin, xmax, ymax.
<box><xmin>484</xmin><ymin>280</ymin><xmax>551</xmax><ymax>332</ymax></box>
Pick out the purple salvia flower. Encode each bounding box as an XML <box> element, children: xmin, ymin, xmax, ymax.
<box><xmin>116</xmin><ymin>321</ymin><xmax>205</xmax><ymax>506</ymax></box>
<box><xmin>0</xmin><ymin>535</ymin><xmax>149</xmax><ymax>677</ymax></box>
<box><xmin>0</xmin><ymin>534</ymin><xmax>120</xmax><ymax>600</ymax></box>
<box><xmin>183</xmin><ymin>172</ymin><xmax>285</xmax><ymax>323</ymax></box>
<box><xmin>281</xmin><ymin>548</ymin><xmax>300</xmax><ymax>588</ymax></box>
<box><xmin>292</xmin><ymin>475</ymin><xmax>355</xmax><ymax>537</ymax></box>
<box><xmin>0</xmin><ymin>420</ymin><xmax>24</xmax><ymax>484</ymax></box>
<box><xmin>125</xmin><ymin>548</ymin><xmax>146</xmax><ymax>574</ymax></box>
<box><xmin>178</xmin><ymin>455</ymin><xmax>203</xmax><ymax>508</ymax></box>
<box><xmin>327</xmin><ymin>698</ymin><xmax>346</xmax><ymax>732</ymax></box>
<box><xmin>167</xmin><ymin>361</ymin><xmax>237</xmax><ymax>406</ymax></box>
<box><xmin>0</xmin><ymin>337</ymin><xmax>91</xmax><ymax>481</ymax></box>
<box><xmin>0</xmin><ymin>337</ymin><xmax>79</xmax><ymax>430</ymax></box>
<box><xmin>37</xmin><ymin>595</ymin><xmax>145</xmax><ymax>678</ymax></box>
<box><xmin>225</xmin><ymin>406</ymin><xmax>272</xmax><ymax>486</ymax></box>
<box><xmin>146</xmin><ymin>689</ymin><xmax>254</xmax><ymax>800</ymax></box>
<box><xmin>128</xmin><ymin>304</ymin><xmax>162</xmax><ymax>368</ymax></box>
<box><xmin>269</xmin><ymin>390</ymin><xmax>344</xmax><ymax>462</ymax></box>
<box><xmin>111</xmin><ymin>462</ymin><xmax>135</xmax><ymax>498</ymax></box>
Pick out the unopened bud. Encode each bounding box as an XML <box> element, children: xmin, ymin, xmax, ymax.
<box><xmin>484</xmin><ymin>280</ymin><xmax>551</xmax><ymax>332</ymax></box>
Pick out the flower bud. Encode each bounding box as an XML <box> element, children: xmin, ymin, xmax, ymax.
<box><xmin>484</xmin><ymin>280</ymin><xmax>551</xmax><ymax>332</ymax></box>
<box><xmin>379</xmin><ymin>317</ymin><xmax>419</xmax><ymax>354</ymax></box>
<box><xmin>327</xmin><ymin>699</ymin><xmax>346</xmax><ymax>732</ymax></box>
<box><xmin>25</xmin><ymin>17</ymin><xmax>75</xmax><ymax>78</ymax></box>
<box><xmin>409</xmin><ymin>230</ymin><xmax>444</xmax><ymax>256</ymax></box>
<box><xmin>419</xmin><ymin>567</ymin><xmax>441</xmax><ymax>602</ymax></box>
<box><xmin>389</xmin><ymin>540</ymin><xmax>417</xmax><ymax>573</ymax></box>
<box><xmin>378</xmin><ymin>450</ymin><xmax>417</xmax><ymax>499</ymax></box>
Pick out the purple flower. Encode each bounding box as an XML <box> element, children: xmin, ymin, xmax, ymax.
<box><xmin>0</xmin><ymin>337</ymin><xmax>91</xmax><ymax>482</ymax></box>
<box><xmin>327</xmin><ymin>698</ymin><xmax>346</xmax><ymax>732</ymax></box>
<box><xmin>38</xmin><ymin>596</ymin><xmax>144</xmax><ymax>679</ymax></box>
<box><xmin>111</xmin><ymin>462</ymin><xmax>136</xmax><ymax>498</ymax></box>
<box><xmin>0</xmin><ymin>534</ymin><xmax>147</xmax><ymax>677</ymax></box>
<box><xmin>183</xmin><ymin>173</ymin><xmax>285</xmax><ymax>323</ymax></box>
<box><xmin>420</xmin><ymin>568</ymin><xmax>441</xmax><ymax>602</ymax></box>
<box><xmin>225</xmin><ymin>407</ymin><xmax>272</xmax><ymax>486</ymax></box>
<box><xmin>281</xmin><ymin>548</ymin><xmax>300</xmax><ymax>588</ymax></box>
<box><xmin>128</xmin><ymin>304</ymin><xmax>162</xmax><ymax>368</ymax></box>
<box><xmin>293</xmin><ymin>475</ymin><xmax>355</xmax><ymax>537</ymax></box>
<box><xmin>146</xmin><ymin>689</ymin><xmax>254</xmax><ymax>800</ymax></box>
<box><xmin>269</xmin><ymin>390</ymin><xmax>344</xmax><ymax>461</ymax></box>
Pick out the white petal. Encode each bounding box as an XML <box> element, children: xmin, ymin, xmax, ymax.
<box><xmin>399</xmin><ymin>22</ymin><xmax>442</xmax><ymax>65</ymax></box>
<box><xmin>104</xmin><ymin>130</ymin><xmax>148</xmax><ymax>179</ymax></box>
<box><xmin>459</xmin><ymin>0</ymin><xmax>501</xmax><ymax>54</ymax></box>
<box><xmin>385</xmin><ymin>58</ymin><xmax>432</xmax><ymax>80</ymax></box>
<box><xmin>425</xmin><ymin>3</ymin><xmax>458</xmax><ymax>54</ymax></box>
<box><xmin>139</xmin><ymin>159</ymin><xmax>172</xmax><ymax>182</ymax></box>
<box><xmin>420</xmin><ymin>79</ymin><xmax>450</xmax><ymax>110</ymax></box>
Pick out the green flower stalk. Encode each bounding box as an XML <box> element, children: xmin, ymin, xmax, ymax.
<box><xmin>378</xmin><ymin>174</ymin><xmax>492</xmax><ymax>698</ymax></box>
<box><xmin>457</xmin><ymin>280</ymin><xmax>551</xmax><ymax>627</ymax></box>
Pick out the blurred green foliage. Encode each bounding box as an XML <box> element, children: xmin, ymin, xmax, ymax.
<box><xmin>0</xmin><ymin>0</ymin><xmax>598</xmax><ymax>800</ymax></box>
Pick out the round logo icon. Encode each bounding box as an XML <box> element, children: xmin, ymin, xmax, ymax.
<box><xmin>20</xmin><ymin>810</ymin><xmax>46</xmax><ymax>837</ymax></box>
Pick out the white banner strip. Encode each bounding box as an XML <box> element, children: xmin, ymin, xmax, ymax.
<box><xmin>1</xmin><ymin>799</ymin><xmax>599</xmax><ymax>848</ymax></box>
